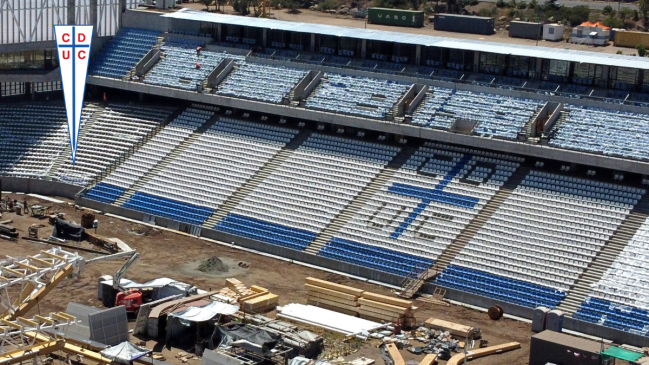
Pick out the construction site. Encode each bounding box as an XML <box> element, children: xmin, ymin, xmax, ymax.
<box><xmin>0</xmin><ymin>192</ymin><xmax>544</xmax><ymax>365</ymax></box>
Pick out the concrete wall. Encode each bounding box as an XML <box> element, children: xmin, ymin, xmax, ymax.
<box><xmin>136</xmin><ymin>49</ymin><xmax>161</xmax><ymax>77</ymax></box>
<box><xmin>87</xmin><ymin>75</ymin><xmax>649</xmax><ymax>175</ymax></box>
<box><xmin>1</xmin><ymin>177</ymin><xmax>82</xmax><ymax>199</ymax></box>
<box><xmin>122</xmin><ymin>9</ymin><xmax>169</xmax><ymax>31</ymax></box>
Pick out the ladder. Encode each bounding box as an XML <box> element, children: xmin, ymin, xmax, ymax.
<box><xmin>394</xmin><ymin>263</ymin><xmax>431</xmax><ymax>299</ymax></box>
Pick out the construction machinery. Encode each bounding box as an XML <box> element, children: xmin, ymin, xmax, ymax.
<box><xmin>98</xmin><ymin>252</ymin><xmax>143</xmax><ymax>314</ymax></box>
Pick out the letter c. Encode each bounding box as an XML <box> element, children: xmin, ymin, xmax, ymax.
<box><xmin>62</xmin><ymin>33</ymin><xmax>70</xmax><ymax>42</ymax></box>
<box><xmin>78</xmin><ymin>50</ymin><xmax>86</xmax><ymax>59</ymax></box>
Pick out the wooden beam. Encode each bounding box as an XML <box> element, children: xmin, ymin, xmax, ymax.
<box><xmin>384</xmin><ymin>343</ymin><xmax>405</xmax><ymax>365</ymax></box>
<box><xmin>446</xmin><ymin>342</ymin><xmax>521</xmax><ymax>365</ymax></box>
<box><xmin>1</xmin><ymin>267</ymin><xmax>24</xmax><ymax>277</ymax></box>
<box><xmin>419</xmin><ymin>354</ymin><xmax>437</xmax><ymax>365</ymax></box>
<box><xmin>28</xmin><ymin>256</ymin><xmax>53</xmax><ymax>267</ymax></box>
<box><xmin>23</xmin><ymin>332</ymin><xmax>112</xmax><ymax>364</ymax></box>
<box><xmin>14</xmin><ymin>261</ymin><xmax>39</xmax><ymax>272</ymax></box>
<box><xmin>39</xmin><ymin>250</ymin><xmax>66</xmax><ymax>261</ymax></box>
<box><xmin>0</xmin><ymin>340</ymin><xmax>64</xmax><ymax>365</ymax></box>
<box><xmin>0</xmin><ymin>319</ymin><xmax>23</xmax><ymax>329</ymax></box>
<box><xmin>51</xmin><ymin>312</ymin><xmax>74</xmax><ymax>322</ymax></box>
<box><xmin>17</xmin><ymin>317</ymin><xmax>39</xmax><ymax>327</ymax></box>
<box><xmin>34</xmin><ymin>315</ymin><xmax>54</xmax><ymax>324</ymax></box>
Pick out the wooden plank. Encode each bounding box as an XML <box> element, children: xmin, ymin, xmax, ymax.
<box><xmin>250</xmin><ymin>285</ymin><xmax>269</xmax><ymax>293</ymax></box>
<box><xmin>239</xmin><ymin>291</ymin><xmax>270</xmax><ymax>303</ymax></box>
<box><xmin>419</xmin><ymin>354</ymin><xmax>437</xmax><ymax>365</ymax></box>
<box><xmin>305</xmin><ymin>284</ymin><xmax>360</xmax><ymax>301</ymax></box>
<box><xmin>359</xmin><ymin>313</ymin><xmax>390</xmax><ymax>323</ymax></box>
<box><xmin>0</xmin><ymin>340</ymin><xmax>64</xmax><ymax>365</ymax></box>
<box><xmin>307</xmin><ymin>297</ymin><xmax>361</xmax><ymax>311</ymax></box>
<box><xmin>357</xmin><ymin>308</ymin><xmax>401</xmax><ymax>321</ymax></box>
<box><xmin>14</xmin><ymin>261</ymin><xmax>38</xmax><ymax>272</ymax></box>
<box><xmin>359</xmin><ymin>305</ymin><xmax>406</xmax><ymax>318</ymax></box>
<box><xmin>305</xmin><ymin>277</ymin><xmax>364</xmax><ymax>296</ymax></box>
<box><xmin>424</xmin><ymin>318</ymin><xmax>474</xmax><ymax>338</ymax></box>
<box><xmin>17</xmin><ymin>317</ymin><xmax>39</xmax><ymax>327</ymax></box>
<box><xmin>242</xmin><ymin>293</ymin><xmax>279</xmax><ymax>311</ymax></box>
<box><xmin>35</xmin><ymin>315</ymin><xmax>54</xmax><ymax>324</ymax></box>
<box><xmin>446</xmin><ymin>342</ymin><xmax>521</xmax><ymax>365</ymax></box>
<box><xmin>307</xmin><ymin>301</ymin><xmax>358</xmax><ymax>317</ymax></box>
<box><xmin>28</xmin><ymin>256</ymin><xmax>53</xmax><ymax>267</ymax></box>
<box><xmin>308</xmin><ymin>291</ymin><xmax>360</xmax><ymax>306</ymax></box>
<box><xmin>362</xmin><ymin>292</ymin><xmax>412</xmax><ymax>307</ymax></box>
<box><xmin>385</xmin><ymin>343</ymin><xmax>405</xmax><ymax>365</ymax></box>
<box><xmin>358</xmin><ymin>298</ymin><xmax>409</xmax><ymax>313</ymax></box>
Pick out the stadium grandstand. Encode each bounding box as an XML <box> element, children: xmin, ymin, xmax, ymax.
<box><xmin>4</xmin><ymin>1</ymin><xmax>649</xmax><ymax>349</ymax></box>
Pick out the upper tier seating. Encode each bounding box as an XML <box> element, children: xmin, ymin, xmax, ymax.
<box><xmin>216</xmin><ymin>134</ymin><xmax>399</xmax><ymax>250</ymax></box>
<box><xmin>216</xmin><ymin>63</ymin><xmax>308</xmax><ymax>103</ymax></box>
<box><xmin>437</xmin><ymin>171</ymin><xmax>643</xmax><ymax>308</ymax></box>
<box><xmin>132</xmin><ymin>117</ymin><xmax>298</xmax><ymax>216</ymax></box>
<box><xmin>52</xmin><ymin>104</ymin><xmax>174</xmax><ymax>186</ymax></box>
<box><xmin>549</xmin><ymin>105</ymin><xmax>649</xmax><ymax>161</ymax></box>
<box><xmin>306</xmin><ymin>74</ymin><xmax>410</xmax><ymax>119</ymax></box>
<box><xmin>412</xmin><ymin>90</ymin><xmax>542</xmax><ymax>140</ymax></box>
<box><xmin>89</xmin><ymin>28</ymin><xmax>159</xmax><ymax>79</ymax></box>
<box><xmin>574</xmin><ymin>216</ymin><xmax>649</xmax><ymax>335</ymax></box>
<box><xmin>0</xmin><ymin>104</ymin><xmax>94</xmax><ymax>179</ymax></box>
<box><xmin>145</xmin><ymin>44</ymin><xmax>243</xmax><ymax>90</ymax></box>
<box><xmin>321</xmin><ymin>142</ymin><xmax>522</xmax><ymax>276</ymax></box>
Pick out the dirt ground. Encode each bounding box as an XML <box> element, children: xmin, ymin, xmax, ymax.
<box><xmin>179</xmin><ymin>2</ymin><xmax>634</xmax><ymax>55</ymax></box>
<box><xmin>1</xmin><ymin>193</ymin><xmax>536</xmax><ymax>365</ymax></box>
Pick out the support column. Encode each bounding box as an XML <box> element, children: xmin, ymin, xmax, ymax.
<box><xmin>262</xmin><ymin>29</ymin><xmax>267</xmax><ymax>48</ymax></box>
<box><xmin>473</xmin><ymin>52</ymin><xmax>479</xmax><ymax>73</ymax></box>
<box><xmin>67</xmin><ymin>0</ymin><xmax>75</xmax><ymax>25</ymax></box>
<box><xmin>27</xmin><ymin>83</ymin><xmax>35</xmax><ymax>101</ymax></box>
<box><xmin>535</xmin><ymin>58</ymin><xmax>542</xmax><ymax>80</ymax></box>
<box><xmin>310</xmin><ymin>34</ymin><xmax>316</xmax><ymax>53</ymax></box>
<box><xmin>415</xmin><ymin>45</ymin><xmax>421</xmax><ymax>66</ymax></box>
<box><xmin>361</xmin><ymin>39</ymin><xmax>366</xmax><ymax>59</ymax></box>
<box><xmin>601</xmin><ymin>65</ymin><xmax>610</xmax><ymax>87</ymax></box>
<box><xmin>89</xmin><ymin>0</ymin><xmax>98</xmax><ymax>37</ymax></box>
<box><xmin>118</xmin><ymin>0</ymin><xmax>127</xmax><ymax>31</ymax></box>
<box><xmin>217</xmin><ymin>24</ymin><xmax>222</xmax><ymax>42</ymax></box>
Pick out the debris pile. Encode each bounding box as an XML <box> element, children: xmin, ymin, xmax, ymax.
<box><xmin>407</xmin><ymin>327</ymin><xmax>461</xmax><ymax>358</ymax></box>
<box><xmin>198</xmin><ymin>256</ymin><xmax>229</xmax><ymax>273</ymax></box>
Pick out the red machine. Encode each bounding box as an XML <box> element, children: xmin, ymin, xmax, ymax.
<box><xmin>115</xmin><ymin>288</ymin><xmax>143</xmax><ymax>313</ymax></box>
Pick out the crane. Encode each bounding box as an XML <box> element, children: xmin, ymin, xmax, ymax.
<box><xmin>112</xmin><ymin>252</ymin><xmax>142</xmax><ymax>314</ymax></box>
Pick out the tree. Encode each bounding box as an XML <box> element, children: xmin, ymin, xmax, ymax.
<box><xmin>618</xmin><ymin>7</ymin><xmax>632</xmax><ymax>20</ymax></box>
<box><xmin>199</xmin><ymin>0</ymin><xmax>213</xmax><ymax>10</ymax></box>
<box><xmin>637</xmin><ymin>44</ymin><xmax>646</xmax><ymax>57</ymax></box>
<box><xmin>639</xmin><ymin>0</ymin><xmax>649</xmax><ymax>21</ymax></box>
<box><xmin>528</xmin><ymin>0</ymin><xmax>538</xmax><ymax>10</ymax></box>
<box><xmin>602</xmin><ymin>15</ymin><xmax>624</xmax><ymax>28</ymax></box>
<box><xmin>602</xmin><ymin>4</ymin><xmax>612</xmax><ymax>15</ymax></box>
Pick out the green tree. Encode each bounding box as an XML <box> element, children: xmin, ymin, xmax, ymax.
<box><xmin>517</xmin><ymin>1</ymin><xmax>527</xmax><ymax>9</ymax></box>
<box><xmin>619</xmin><ymin>7</ymin><xmax>632</xmax><ymax>20</ymax></box>
<box><xmin>602</xmin><ymin>4</ymin><xmax>612</xmax><ymax>15</ymax></box>
<box><xmin>602</xmin><ymin>15</ymin><xmax>624</xmax><ymax>28</ymax></box>
<box><xmin>639</xmin><ymin>0</ymin><xmax>649</xmax><ymax>21</ymax></box>
<box><xmin>528</xmin><ymin>0</ymin><xmax>538</xmax><ymax>9</ymax></box>
<box><xmin>496</xmin><ymin>0</ymin><xmax>506</xmax><ymax>7</ymax></box>
<box><xmin>637</xmin><ymin>44</ymin><xmax>646</xmax><ymax>57</ymax></box>
<box><xmin>232</xmin><ymin>0</ymin><xmax>251</xmax><ymax>14</ymax></box>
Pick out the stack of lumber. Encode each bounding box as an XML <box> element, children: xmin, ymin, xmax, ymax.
<box><xmin>424</xmin><ymin>318</ymin><xmax>477</xmax><ymax>338</ymax></box>
<box><xmin>358</xmin><ymin>292</ymin><xmax>417</xmax><ymax>326</ymax></box>
<box><xmin>218</xmin><ymin>279</ymin><xmax>279</xmax><ymax>313</ymax></box>
<box><xmin>305</xmin><ymin>277</ymin><xmax>363</xmax><ymax>316</ymax></box>
<box><xmin>239</xmin><ymin>285</ymin><xmax>279</xmax><ymax>313</ymax></box>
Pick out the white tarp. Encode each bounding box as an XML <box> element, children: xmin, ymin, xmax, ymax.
<box><xmin>277</xmin><ymin>304</ymin><xmax>384</xmax><ymax>335</ymax></box>
<box><xmin>100</xmin><ymin>342</ymin><xmax>150</xmax><ymax>363</ymax></box>
<box><xmin>101</xmin><ymin>277</ymin><xmax>178</xmax><ymax>289</ymax></box>
<box><xmin>170</xmin><ymin>301</ymin><xmax>240</xmax><ymax>323</ymax></box>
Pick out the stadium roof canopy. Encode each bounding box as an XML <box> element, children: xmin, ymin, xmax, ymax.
<box><xmin>162</xmin><ymin>10</ymin><xmax>649</xmax><ymax>70</ymax></box>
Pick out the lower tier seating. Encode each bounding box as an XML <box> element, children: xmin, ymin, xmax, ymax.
<box><xmin>122</xmin><ymin>192</ymin><xmax>213</xmax><ymax>225</ymax></box>
<box><xmin>330</xmin><ymin>142</ymin><xmax>522</xmax><ymax>275</ymax></box>
<box><xmin>84</xmin><ymin>182</ymin><xmax>126</xmax><ymax>204</ymax></box>
<box><xmin>215</xmin><ymin>213</ymin><xmax>317</xmax><ymax>250</ymax></box>
<box><xmin>318</xmin><ymin>237</ymin><xmax>434</xmax><ymax>276</ymax></box>
<box><xmin>574</xmin><ymin>297</ymin><xmax>649</xmax><ymax>335</ymax></box>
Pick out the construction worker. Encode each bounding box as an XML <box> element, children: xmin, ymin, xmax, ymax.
<box><xmin>103</xmin><ymin>92</ymin><xmax>107</xmax><ymax>106</ymax></box>
<box><xmin>93</xmin><ymin>219</ymin><xmax>99</xmax><ymax>233</ymax></box>
<box><xmin>196</xmin><ymin>46</ymin><xmax>202</xmax><ymax>56</ymax></box>
<box><xmin>196</xmin><ymin>63</ymin><xmax>201</xmax><ymax>69</ymax></box>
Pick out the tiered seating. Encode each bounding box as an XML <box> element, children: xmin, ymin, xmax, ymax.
<box><xmin>574</xmin><ymin>216</ymin><xmax>649</xmax><ymax>335</ymax></box>
<box><xmin>306</xmin><ymin>74</ymin><xmax>410</xmax><ymax>119</ymax></box>
<box><xmin>217</xmin><ymin>134</ymin><xmax>399</xmax><ymax>250</ymax></box>
<box><xmin>123</xmin><ymin>117</ymin><xmax>298</xmax><ymax>224</ymax></box>
<box><xmin>216</xmin><ymin>63</ymin><xmax>307</xmax><ymax>103</ymax></box>
<box><xmin>411</xmin><ymin>87</ymin><xmax>455</xmax><ymax>129</ymax></box>
<box><xmin>411</xmin><ymin>90</ymin><xmax>542</xmax><ymax>139</ymax></box>
<box><xmin>437</xmin><ymin>171</ymin><xmax>641</xmax><ymax>308</ymax></box>
<box><xmin>89</xmin><ymin>28</ymin><xmax>159</xmax><ymax>78</ymax></box>
<box><xmin>84</xmin><ymin>107</ymin><xmax>214</xmax><ymax>203</ymax></box>
<box><xmin>0</xmin><ymin>104</ymin><xmax>84</xmax><ymax>179</ymax></box>
<box><xmin>123</xmin><ymin>192</ymin><xmax>214</xmax><ymax>225</ymax></box>
<box><xmin>323</xmin><ymin>142</ymin><xmax>522</xmax><ymax>276</ymax></box>
<box><xmin>548</xmin><ymin>105</ymin><xmax>649</xmax><ymax>161</ymax></box>
<box><xmin>145</xmin><ymin>44</ymin><xmax>242</xmax><ymax>90</ymax></box>
<box><xmin>53</xmin><ymin>104</ymin><xmax>174</xmax><ymax>186</ymax></box>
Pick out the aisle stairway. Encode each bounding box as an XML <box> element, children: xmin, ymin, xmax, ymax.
<box><xmin>112</xmin><ymin>112</ymin><xmax>219</xmax><ymax>206</ymax></box>
<box><xmin>555</xmin><ymin>195</ymin><xmax>649</xmax><ymax>316</ymax></box>
<box><xmin>201</xmin><ymin>130</ymin><xmax>313</xmax><ymax>228</ymax></box>
<box><xmin>46</xmin><ymin>105</ymin><xmax>105</xmax><ymax>180</ymax></box>
<box><xmin>433</xmin><ymin>166</ymin><xmax>532</xmax><ymax>272</ymax></box>
<box><xmin>304</xmin><ymin>145</ymin><xmax>421</xmax><ymax>255</ymax></box>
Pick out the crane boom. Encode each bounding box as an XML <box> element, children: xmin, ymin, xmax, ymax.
<box><xmin>113</xmin><ymin>252</ymin><xmax>139</xmax><ymax>290</ymax></box>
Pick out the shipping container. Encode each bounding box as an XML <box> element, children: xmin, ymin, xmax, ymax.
<box><xmin>543</xmin><ymin>24</ymin><xmax>564</xmax><ymax>41</ymax></box>
<box><xmin>509</xmin><ymin>21</ymin><xmax>542</xmax><ymax>40</ymax></box>
<box><xmin>614</xmin><ymin>30</ymin><xmax>649</xmax><ymax>48</ymax></box>
<box><xmin>530</xmin><ymin>331</ymin><xmax>610</xmax><ymax>365</ymax></box>
<box><xmin>367</xmin><ymin>8</ymin><xmax>425</xmax><ymax>28</ymax></box>
<box><xmin>434</xmin><ymin>14</ymin><xmax>494</xmax><ymax>35</ymax></box>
